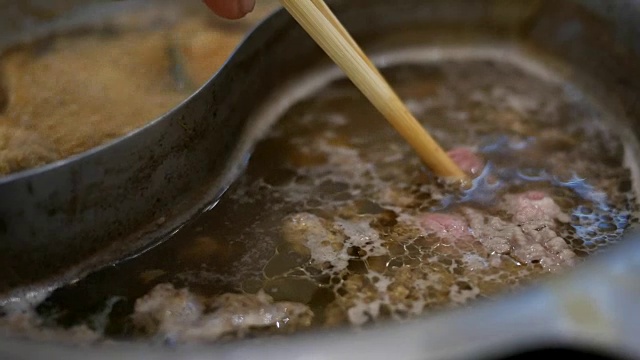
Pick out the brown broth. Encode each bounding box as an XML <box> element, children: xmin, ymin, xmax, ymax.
<box><xmin>7</xmin><ymin>56</ymin><xmax>639</xmax><ymax>343</ymax></box>
<box><xmin>0</xmin><ymin>1</ymin><xmax>280</xmax><ymax>175</ymax></box>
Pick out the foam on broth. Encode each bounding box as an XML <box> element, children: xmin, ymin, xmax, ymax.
<box><xmin>2</xmin><ymin>46</ymin><xmax>639</xmax><ymax>343</ymax></box>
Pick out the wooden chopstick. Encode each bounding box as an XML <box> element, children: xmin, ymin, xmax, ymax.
<box><xmin>279</xmin><ymin>0</ymin><xmax>468</xmax><ymax>181</ymax></box>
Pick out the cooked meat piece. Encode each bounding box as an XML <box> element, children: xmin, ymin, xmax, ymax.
<box><xmin>377</xmin><ymin>187</ymin><xmax>415</xmax><ymax>208</ymax></box>
<box><xmin>463</xmin><ymin>191</ymin><xmax>575</xmax><ymax>271</ymax></box>
<box><xmin>417</xmin><ymin>213</ymin><xmax>472</xmax><ymax>241</ymax></box>
<box><xmin>282</xmin><ymin>212</ymin><xmax>391</xmax><ymax>273</ymax></box>
<box><xmin>132</xmin><ymin>283</ymin><xmax>313</xmax><ymax>343</ymax></box>
<box><xmin>132</xmin><ymin>283</ymin><xmax>204</xmax><ymax>336</ymax></box>
<box><xmin>501</xmin><ymin>190</ymin><xmax>571</xmax><ymax>225</ymax></box>
<box><xmin>446</xmin><ymin>147</ymin><xmax>485</xmax><ymax>176</ymax></box>
<box><xmin>281</xmin><ymin>212</ymin><xmax>347</xmax><ymax>270</ymax></box>
<box><xmin>499</xmin><ymin>191</ymin><xmax>575</xmax><ymax>269</ymax></box>
<box><xmin>0</xmin><ymin>307</ymin><xmax>99</xmax><ymax>343</ymax></box>
<box><xmin>461</xmin><ymin>208</ymin><xmax>514</xmax><ymax>255</ymax></box>
<box><xmin>333</xmin><ymin>218</ymin><xmax>389</xmax><ymax>257</ymax></box>
<box><xmin>415</xmin><ymin>191</ymin><xmax>576</xmax><ymax>272</ymax></box>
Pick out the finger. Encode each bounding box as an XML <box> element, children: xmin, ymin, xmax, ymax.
<box><xmin>202</xmin><ymin>0</ymin><xmax>256</xmax><ymax>20</ymax></box>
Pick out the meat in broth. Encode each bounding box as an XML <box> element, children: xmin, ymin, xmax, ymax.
<box><xmin>2</xmin><ymin>55</ymin><xmax>637</xmax><ymax>344</ymax></box>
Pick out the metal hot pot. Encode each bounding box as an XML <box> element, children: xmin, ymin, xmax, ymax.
<box><xmin>1</xmin><ymin>0</ymin><xmax>640</xmax><ymax>359</ymax></box>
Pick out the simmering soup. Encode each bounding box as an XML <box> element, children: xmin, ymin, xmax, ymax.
<box><xmin>0</xmin><ymin>1</ymin><xmax>278</xmax><ymax>175</ymax></box>
<box><xmin>2</xmin><ymin>49</ymin><xmax>638</xmax><ymax>344</ymax></box>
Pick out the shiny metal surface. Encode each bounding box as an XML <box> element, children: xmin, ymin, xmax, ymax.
<box><xmin>0</xmin><ymin>0</ymin><xmax>640</xmax><ymax>358</ymax></box>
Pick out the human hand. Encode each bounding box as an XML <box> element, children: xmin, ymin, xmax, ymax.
<box><xmin>202</xmin><ymin>0</ymin><xmax>256</xmax><ymax>19</ymax></box>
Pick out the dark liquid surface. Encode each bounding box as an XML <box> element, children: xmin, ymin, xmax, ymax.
<box><xmin>11</xmin><ymin>58</ymin><xmax>638</xmax><ymax>342</ymax></box>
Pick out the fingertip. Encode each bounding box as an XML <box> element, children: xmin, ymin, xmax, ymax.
<box><xmin>239</xmin><ymin>0</ymin><xmax>256</xmax><ymax>14</ymax></box>
<box><xmin>202</xmin><ymin>0</ymin><xmax>255</xmax><ymax>20</ymax></box>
